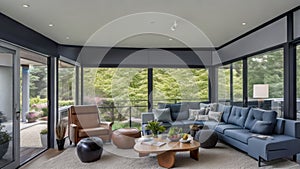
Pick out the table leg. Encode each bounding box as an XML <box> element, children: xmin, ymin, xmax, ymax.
<box><xmin>190</xmin><ymin>149</ymin><xmax>199</xmax><ymax>161</ymax></box>
<box><xmin>157</xmin><ymin>151</ymin><xmax>176</xmax><ymax>168</ymax></box>
<box><xmin>139</xmin><ymin>153</ymin><xmax>149</xmax><ymax>157</ymax></box>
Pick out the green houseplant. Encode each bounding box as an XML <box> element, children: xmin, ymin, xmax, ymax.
<box><xmin>56</xmin><ymin>120</ymin><xmax>67</xmax><ymax>150</ymax></box>
<box><xmin>145</xmin><ymin>120</ymin><xmax>166</xmax><ymax>137</ymax></box>
<box><xmin>0</xmin><ymin>125</ymin><xmax>11</xmax><ymax>159</ymax></box>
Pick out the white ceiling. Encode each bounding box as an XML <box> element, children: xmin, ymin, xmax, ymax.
<box><xmin>0</xmin><ymin>0</ymin><xmax>299</xmax><ymax>48</ymax></box>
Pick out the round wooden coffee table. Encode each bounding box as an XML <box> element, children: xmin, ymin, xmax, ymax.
<box><xmin>134</xmin><ymin>138</ymin><xmax>200</xmax><ymax>168</ymax></box>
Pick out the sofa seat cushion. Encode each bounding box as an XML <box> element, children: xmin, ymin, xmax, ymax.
<box><xmin>215</xmin><ymin>124</ymin><xmax>242</xmax><ymax>134</ymax></box>
<box><xmin>79</xmin><ymin>127</ymin><xmax>109</xmax><ymax>137</ymax></box>
<box><xmin>227</xmin><ymin>106</ymin><xmax>250</xmax><ymax>127</ymax></box>
<box><xmin>224</xmin><ymin>129</ymin><xmax>253</xmax><ymax>144</ymax></box>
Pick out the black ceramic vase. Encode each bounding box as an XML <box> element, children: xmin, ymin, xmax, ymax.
<box><xmin>77</xmin><ymin>137</ymin><xmax>103</xmax><ymax>163</ymax></box>
<box><xmin>56</xmin><ymin>138</ymin><xmax>65</xmax><ymax>150</ymax></box>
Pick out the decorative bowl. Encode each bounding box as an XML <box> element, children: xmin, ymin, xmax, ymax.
<box><xmin>179</xmin><ymin>138</ymin><xmax>191</xmax><ymax>143</ymax></box>
<box><xmin>167</xmin><ymin>134</ymin><xmax>181</xmax><ymax>142</ymax></box>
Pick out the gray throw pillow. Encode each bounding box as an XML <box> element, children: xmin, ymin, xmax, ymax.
<box><xmin>153</xmin><ymin>108</ymin><xmax>172</xmax><ymax>122</ymax></box>
<box><xmin>208</xmin><ymin>111</ymin><xmax>223</xmax><ymax>122</ymax></box>
<box><xmin>250</xmin><ymin>121</ymin><xmax>273</xmax><ymax>135</ymax></box>
<box><xmin>188</xmin><ymin>109</ymin><xmax>199</xmax><ymax>120</ymax></box>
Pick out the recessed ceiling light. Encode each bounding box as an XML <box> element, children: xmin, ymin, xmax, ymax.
<box><xmin>66</xmin><ymin>37</ymin><xmax>70</xmax><ymax>40</ymax></box>
<box><xmin>169</xmin><ymin>38</ymin><xmax>173</xmax><ymax>41</ymax></box>
<box><xmin>22</xmin><ymin>4</ymin><xmax>30</xmax><ymax>8</ymax></box>
<box><xmin>48</xmin><ymin>23</ymin><xmax>54</xmax><ymax>27</ymax></box>
<box><xmin>242</xmin><ymin>22</ymin><xmax>247</xmax><ymax>26</ymax></box>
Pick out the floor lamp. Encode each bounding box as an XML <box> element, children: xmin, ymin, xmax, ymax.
<box><xmin>253</xmin><ymin>84</ymin><xmax>269</xmax><ymax>109</ymax></box>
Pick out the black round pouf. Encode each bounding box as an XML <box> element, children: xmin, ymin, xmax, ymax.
<box><xmin>195</xmin><ymin>129</ymin><xmax>218</xmax><ymax>148</ymax></box>
<box><xmin>77</xmin><ymin>137</ymin><xmax>103</xmax><ymax>163</ymax></box>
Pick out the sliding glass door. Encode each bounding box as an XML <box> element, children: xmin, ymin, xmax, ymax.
<box><xmin>0</xmin><ymin>46</ymin><xmax>20</xmax><ymax>169</ymax></box>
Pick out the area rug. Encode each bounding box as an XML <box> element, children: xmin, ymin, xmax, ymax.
<box><xmin>25</xmin><ymin>142</ymin><xmax>299</xmax><ymax>169</ymax></box>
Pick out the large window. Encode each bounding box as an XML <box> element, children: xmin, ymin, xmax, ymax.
<box><xmin>153</xmin><ymin>68</ymin><xmax>209</xmax><ymax>106</ymax></box>
<box><xmin>58</xmin><ymin>61</ymin><xmax>76</xmax><ymax>120</ymax></box>
<box><xmin>83</xmin><ymin>68</ymin><xmax>148</xmax><ymax>130</ymax></box>
<box><xmin>218</xmin><ymin>64</ymin><xmax>230</xmax><ymax>104</ymax></box>
<box><xmin>232</xmin><ymin>60</ymin><xmax>243</xmax><ymax>106</ymax></box>
<box><xmin>248</xmin><ymin>49</ymin><xmax>284</xmax><ymax>117</ymax></box>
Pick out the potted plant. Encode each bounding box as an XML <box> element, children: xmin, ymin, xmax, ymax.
<box><xmin>56</xmin><ymin>120</ymin><xmax>67</xmax><ymax>150</ymax></box>
<box><xmin>145</xmin><ymin>120</ymin><xmax>166</xmax><ymax>137</ymax></box>
<box><xmin>168</xmin><ymin>127</ymin><xmax>183</xmax><ymax>142</ymax></box>
<box><xmin>0</xmin><ymin>125</ymin><xmax>11</xmax><ymax>159</ymax></box>
<box><xmin>26</xmin><ymin>112</ymin><xmax>38</xmax><ymax>123</ymax></box>
<box><xmin>40</xmin><ymin>128</ymin><xmax>47</xmax><ymax>147</ymax></box>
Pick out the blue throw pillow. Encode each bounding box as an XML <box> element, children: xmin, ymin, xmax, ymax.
<box><xmin>250</xmin><ymin>121</ymin><xmax>273</xmax><ymax>135</ymax></box>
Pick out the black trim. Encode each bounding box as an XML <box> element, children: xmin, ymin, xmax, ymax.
<box><xmin>230</xmin><ymin>64</ymin><xmax>233</xmax><ymax>105</ymax></box>
<box><xmin>47</xmin><ymin>57</ymin><xmax>56</xmax><ymax>148</ymax></box>
<box><xmin>148</xmin><ymin>68</ymin><xmax>153</xmax><ymax>111</ymax></box>
<box><xmin>284</xmin><ymin>13</ymin><xmax>296</xmax><ymax>120</ymax></box>
<box><xmin>243</xmin><ymin>59</ymin><xmax>248</xmax><ymax>107</ymax></box>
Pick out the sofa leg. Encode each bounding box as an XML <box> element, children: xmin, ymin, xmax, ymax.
<box><xmin>258</xmin><ymin>156</ymin><xmax>267</xmax><ymax>167</ymax></box>
<box><xmin>70</xmin><ymin>140</ymin><xmax>72</xmax><ymax>145</ymax></box>
<box><xmin>293</xmin><ymin>155</ymin><xmax>297</xmax><ymax>161</ymax></box>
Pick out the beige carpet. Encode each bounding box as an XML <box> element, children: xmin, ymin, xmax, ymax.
<box><xmin>24</xmin><ymin>142</ymin><xmax>299</xmax><ymax>169</ymax></box>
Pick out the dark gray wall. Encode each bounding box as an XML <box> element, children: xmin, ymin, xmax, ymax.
<box><xmin>0</xmin><ymin>13</ymin><xmax>58</xmax><ymax>56</ymax></box>
<box><xmin>294</xmin><ymin>9</ymin><xmax>300</xmax><ymax>39</ymax></box>
<box><xmin>69</xmin><ymin>46</ymin><xmax>213</xmax><ymax>67</ymax></box>
<box><xmin>214</xmin><ymin>17</ymin><xmax>287</xmax><ymax>65</ymax></box>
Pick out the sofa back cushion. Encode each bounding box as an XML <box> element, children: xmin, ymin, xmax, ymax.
<box><xmin>227</xmin><ymin>106</ymin><xmax>250</xmax><ymax>127</ymax></box>
<box><xmin>244</xmin><ymin>108</ymin><xmax>277</xmax><ymax>131</ymax></box>
<box><xmin>71</xmin><ymin>105</ymin><xmax>100</xmax><ymax>129</ymax></box>
<box><xmin>218</xmin><ymin>104</ymin><xmax>232</xmax><ymax>123</ymax></box>
<box><xmin>169</xmin><ymin>104</ymin><xmax>189</xmax><ymax>121</ymax></box>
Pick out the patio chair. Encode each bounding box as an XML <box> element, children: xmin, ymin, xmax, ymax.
<box><xmin>68</xmin><ymin>105</ymin><xmax>113</xmax><ymax>145</ymax></box>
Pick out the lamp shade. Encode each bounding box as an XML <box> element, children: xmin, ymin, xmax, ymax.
<box><xmin>253</xmin><ymin>84</ymin><xmax>269</xmax><ymax>99</ymax></box>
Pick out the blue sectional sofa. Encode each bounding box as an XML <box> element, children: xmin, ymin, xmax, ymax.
<box><xmin>141</xmin><ymin>102</ymin><xmax>300</xmax><ymax>166</ymax></box>
<box><xmin>215</xmin><ymin>105</ymin><xmax>300</xmax><ymax>167</ymax></box>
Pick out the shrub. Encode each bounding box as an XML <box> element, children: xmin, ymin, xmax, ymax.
<box><xmin>26</xmin><ymin>112</ymin><xmax>38</xmax><ymax>122</ymax></box>
<box><xmin>0</xmin><ymin>125</ymin><xmax>11</xmax><ymax>144</ymax></box>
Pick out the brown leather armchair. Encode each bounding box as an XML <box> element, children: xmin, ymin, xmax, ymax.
<box><xmin>68</xmin><ymin>105</ymin><xmax>113</xmax><ymax>145</ymax></box>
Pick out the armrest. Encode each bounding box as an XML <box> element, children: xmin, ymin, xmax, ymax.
<box><xmin>141</xmin><ymin>112</ymin><xmax>154</xmax><ymax>124</ymax></box>
<box><xmin>100</xmin><ymin>121</ymin><xmax>114</xmax><ymax>129</ymax></box>
<box><xmin>70</xmin><ymin>123</ymin><xmax>78</xmax><ymax>128</ymax></box>
<box><xmin>284</xmin><ymin>119</ymin><xmax>300</xmax><ymax>138</ymax></box>
<box><xmin>69</xmin><ymin>123</ymin><xmax>78</xmax><ymax>142</ymax></box>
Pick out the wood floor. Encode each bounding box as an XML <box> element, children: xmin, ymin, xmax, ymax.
<box><xmin>20</xmin><ymin>148</ymin><xmax>63</xmax><ymax>169</ymax></box>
